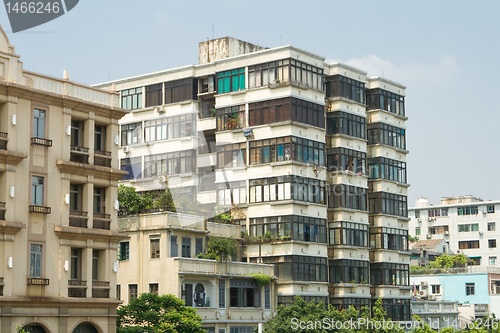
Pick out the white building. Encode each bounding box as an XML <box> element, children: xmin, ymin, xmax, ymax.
<box><xmin>409</xmin><ymin>196</ymin><xmax>499</xmax><ymax>267</ymax></box>
<box><xmin>95</xmin><ymin>37</ymin><xmax>411</xmax><ymax>320</ymax></box>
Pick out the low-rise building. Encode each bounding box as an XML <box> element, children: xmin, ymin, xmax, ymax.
<box><xmin>411</xmin><ymin>300</ymin><xmax>459</xmax><ymax>329</ymax></box>
<box><xmin>117</xmin><ymin>212</ymin><xmax>276</xmax><ymax>333</ymax></box>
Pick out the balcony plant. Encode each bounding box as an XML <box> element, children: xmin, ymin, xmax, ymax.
<box><xmin>247</xmin><ymin>273</ymin><xmax>272</xmax><ymax>288</ymax></box>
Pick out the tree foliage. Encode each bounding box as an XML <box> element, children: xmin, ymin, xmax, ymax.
<box><xmin>201</xmin><ymin>236</ymin><xmax>237</xmax><ymax>261</ymax></box>
<box><xmin>428</xmin><ymin>254</ymin><xmax>474</xmax><ymax>268</ymax></box>
<box><xmin>117</xmin><ymin>293</ymin><xmax>205</xmax><ymax>333</ymax></box>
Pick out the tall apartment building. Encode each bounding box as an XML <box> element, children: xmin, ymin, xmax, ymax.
<box><xmin>95</xmin><ymin>37</ymin><xmax>410</xmax><ymax>320</ymax></box>
<box><xmin>409</xmin><ymin>196</ymin><xmax>500</xmax><ymax>267</ymax></box>
<box><xmin>0</xmin><ymin>25</ymin><xmax>127</xmax><ymax>333</ymax></box>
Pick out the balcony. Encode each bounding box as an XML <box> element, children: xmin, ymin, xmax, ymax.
<box><xmin>31</xmin><ymin>137</ymin><xmax>52</xmax><ymax>147</ymax></box>
<box><xmin>0</xmin><ymin>132</ymin><xmax>7</xmax><ymax>150</ymax></box>
<box><xmin>92</xmin><ymin>281</ymin><xmax>110</xmax><ymax>298</ymax></box>
<box><xmin>70</xmin><ymin>145</ymin><xmax>89</xmax><ymax>164</ymax></box>
<box><xmin>93</xmin><ymin>213</ymin><xmax>111</xmax><ymax>230</ymax></box>
<box><xmin>68</xmin><ymin>280</ymin><xmax>87</xmax><ymax>298</ymax></box>
<box><xmin>29</xmin><ymin>205</ymin><xmax>51</xmax><ymax>214</ymax></box>
<box><xmin>27</xmin><ymin>278</ymin><xmax>49</xmax><ymax>286</ymax></box>
<box><xmin>69</xmin><ymin>210</ymin><xmax>88</xmax><ymax>228</ymax></box>
<box><xmin>175</xmin><ymin>258</ymin><xmax>274</xmax><ymax>278</ymax></box>
<box><xmin>94</xmin><ymin>150</ymin><xmax>112</xmax><ymax>167</ymax></box>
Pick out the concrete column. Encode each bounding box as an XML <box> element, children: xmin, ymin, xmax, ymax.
<box><xmin>83</xmin><ymin>246</ymin><xmax>93</xmax><ymax>298</ymax></box>
<box><xmin>85</xmin><ymin>119</ymin><xmax>95</xmax><ymax>164</ymax></box>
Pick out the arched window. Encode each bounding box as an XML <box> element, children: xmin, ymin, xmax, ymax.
<box><xmin>72</xmin><ymin>322</ymin><xmax>99</xmax><ymax>333</ymax></box>
<box><xmin>23</xmin><ymin>325</ymin><xmax>47</xmax><ymax>333</ymax></box>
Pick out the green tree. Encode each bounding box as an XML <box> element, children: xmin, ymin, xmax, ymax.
<box><xmin>117</xmin><ymin>293</ymin><xmax>205</xmax><ymax>333</ymax></box>
<box><xmin>203</xmin><ymin>236</ymin><xmax>237</xmax><ymax>261</ymax></box>
<box><xmin>156</xmin><ymin>188</ymin><xmax>176</xmax><ymax>212</ymax></box>
<box><xmin>428</xmin><ymin>254</ymin><xmax>474</xmax><ymax>269</ymax></box>
<box><xmin>16</xmin><ymin>326</ymin><xmax>29</xmax><ymax>333</ymax></box>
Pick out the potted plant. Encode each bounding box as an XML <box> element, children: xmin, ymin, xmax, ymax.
<box><xmin>210</xmin><ymin>108</ymin><xmax>216</xmax><ymax>117</ymax></box>
<box><xmin>392</xmin><ymin>277</ymin><xmax>397</xmax><ymax>286</ymax></box>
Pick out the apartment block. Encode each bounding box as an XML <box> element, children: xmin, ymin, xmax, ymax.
<box><xmin>95</xmin><ymin>36</ymin><xmax>410</xmax><ymax>321</ymax></box>
<box><xmin>0</xmin><ymin>25</ymin><xmax>127</xmax><ymax>333</ymax></box>
<box><xmin>410</xmin><ymin>196</ymin><xmax>500</xmax><ymax>267</ymax></box>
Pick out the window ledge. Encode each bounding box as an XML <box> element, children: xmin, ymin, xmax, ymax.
<box><xmin>367</xmin><ymin>108</ymin><xmax>408</xmax><ymax>121</ymax></box>
<box><xmin>326</xmin><ymin>133</ymin><xmax>368</xmax><ymax>142</ymax></box>
<box><xmin>180</xmin><ymin>137</ymin><xmax>193</xmax><ymax>141</ymax></box>
<box><xmin>326</xmin><ymin>97</ymin><xmax>367</xmax><ymax>108</ymax></box>
<box><xmin>328</xmin><ymin>170</ymin><xmax>368</xmax><ymax>178</ymax></box>
<box><xmin>269</xmin><ymin>200</ymin><xmax>309</xmax><ymax>207</ymax></box>
<box><xmin>230</xmin><ymin>89</ymin><xmax>247</xmax><ymax>96</ymax></box>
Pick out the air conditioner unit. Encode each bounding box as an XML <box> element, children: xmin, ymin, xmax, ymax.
<box><xmin>155</xmin><ymin>106</ymin><xmax>165</xmax><ymax>114</ymax></box>
<box><xmin>427</xmin><ymin>234</ymin><xmax>432</xmax><ymax>239</ymax></box>
<box><xmin>429</xmin><ymin>295</ymin><xmax>436</xmax><ymax>301</ymax></box>
<box><xmin>158</xmin><ymin>175</ymin><xmax>168</xmax><ymax>183</ymax></box>
<box><xmin>445</xmin><ymin>231</ymin><xmax>449</xmax><ymax>235</ymax></box>
<box><xmin>428</xmin><ymin>217</ymin><xmax>433</xmax><ymax>221</ymax></box>
<box><xmin>122</xmin><ymin>146</ymin><xmax>130</xmax><ymax>153</ymax></box>
<box><xmin>479</xmin><ymin>231</ymin><xmax>484</xmax><ymax>235</ymax></box>
<box><xmin>417</xmin><ymin>218</ymin><xmax>421</xmax><ymax>222</ymax></box>
<box><xmin>421</xmin><ymin>281</ymin><xmax>428</xmax><ymax>286</ymax></box>
<box><xmin>419</xmin><ymin>290</ymin><xmax>428</xmax><ymax>297</ymax></box>
<box><xmin>483</xmin><ymin>210</ymin><xmax>487</xmax><ymax>214</ymax></box>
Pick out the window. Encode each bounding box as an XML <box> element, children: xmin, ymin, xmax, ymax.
<box><xmin>92</xmin><ymin>250</ymin><xmax>99</xmax><ymax>281</ymax></box>
<box><xmin>429</xmin><ymin>226</ymin><xmax>449</xmax><ymax>234</ymax></box>
<box><xmin>458</xmin><ymin>224</ymin><xmax>479</xmax><ymax>232</ymax></box>
<box><xmin>326</xmin><ymin>75</ymin><xmax>365</xmax><ymax>103</ymax></box>
<box><xmin>217</xmin><ymin>143</ymin><xmax>246</xmax><ymax>169</ymax></box>
<box><xmin>93</xmin><ymin>187</ymin><xmax>105</xmax><ymax>214</ymax></box>
<box><xmin>230</xmin><ymin>327</ymin><xmax>254</xmax><ymax>333</ymax></box>
<box><xmin>263</xmin><ymin>255</ymin><xmax>327</xmax><ymax>282</ymax></box>
<box><xmin>373</xmin><ymin>299</ymin><xmax>410</xmax><ymax>322</ymax></box>
<box><xmin>459</xmin><ymin>241</ymin><xmax>480</xmax><ymax>249</ymax></box>
<box><xmin>250</xmin><ymin>136</ymin><xmax>325</xmax><ymax>166</ymax></box>
<box><xmin>368</xmin><ymin>157</ymin><xmax>406</xmax><ymax>183</ymax></box>
<box><xmin>329</xmin><ymin>259</ymin><xmax>369</xmax><ymax>284</ymax></box>
<box><xmin>488</xmin><ymin>205</ymin><xmax>495</xmax><ymax>213</ymax></box>
<box><xmin>428</xmin><ymin>209</ymin><xmax>441</xmax><ymax>217</ymax></box>
<box><xmin>218</xmin><ymin>279</ymin><xmax>226</xmax><ymax>308</ymax></box>
<box><xmin>368</xmin><ymin>192</ymin><xmax>408</xmax><ymax>217</ymax></box>
<box><xmin>145</xmin><ymin>83</ymin><xmax>162</xmax><ymax>107</ymax></box>
<box><xmin>164</xmin><ymin>78</ymin><xmax>196</xmax><ymax>104</ymax></box>
<box><xmin>69</xmin><ymin>184</ymin><xmax>81</xmax><ymax>211</ymax></box>
<box><xmin>248</xmin><ymin>97</ymin><xmax>324</xmax><ymax>129</ymax></box>
<box><xmin>329</xmin><ymin>221</ymin><xmax>368</xmax><ymax>247</ymax></box>
<box><xmin>33</xmin><ymin>109</ymin><xmax>46</xmax><ymax>138</ymax></box>
<box><xmin>129</xmin><ymin>284</ymin><xmax>138</xmax><ymax>300</ymax></box>
<box><xmin>366</xmin><ymin>88</ymin><xmax>405</xmax><ymax>116</ymax></box>
<box><xmin>229</xmin><ymin>279</ymin><xmax>260</xmax><ymax>307</ymax></box>
<box><xmin>217</xmin><ymin>68</ymin><xmax>245</xmax><ymax>93</ymax></box>
<box><xmin>118</xmin><ymin>241</ymin><xmax>129</xmax><ymax>261</ymax></box>
<box><xmin>415</xmin><ymin>210</ymin><xmax>420</xmax><ymax>218</ymax></box>
<box><xmin>369</xmin><ymin>227</ymin><xmax>409</xmax><ymax>251</ymax></box>
<box><xmin>29</xmin><ymin>244</ymin><xmax>42</xmax><ymax>278</ymax></box>
<box><xmin>94</xmin><ymin>125</ymin><xmax>106</xmax><ymax>151</ymax></box>
<box><xmin>70</xmin><ymin>120</ymin><xmax>83</xmax><ymax>146</ymax></box>
<box><xmin>217</xmin><ymin>105</ymin><xmax>245</xmax><ymax>131</ymax></box>
<box><xmin>488</xmin><ymin>222</ymin><xmax>496</xmax><ymax>231</ymax></box>
<box><xmin>489</xmin><ymin>257</ymin><xmax>497</xmax><ymax>266</ymax></box>
<box><xmin>328</xmin><ymin>147</ymin><xmax>366</xmax><ymax>173</ymax></box>
<box><xmin>264</xmin><ymin>284</ymin><xmax>271</xmax><ymax>309</ymax></box>
<box><xmin>150</xmin><ymin>238</ymin><xmax>160</xmax><ymax>259</ymax></box>
<box><xmin>249</xmin><ymin>176</ymin><xmax>325</xmax><ymax>205</ymax></box>
<box><xmin>367</xmin><ymin>123</ymin><xmax>406</xmax><ymax>150</ymax></box>
<box><xmin>149</xmin><ymin>283</ymin><xmax>159</xmax><ymax>295</ymax></box>
<box><xmin>415</xmin><ymin>227</ymin><xmax>421</xmax><ymax>235</ymax></box>
<box><xmin>250</xmin><ymin>215</ymin><xmax>326</xmax><ymax>243</ymax></box>
<box><xmin>328</xmin><ymin>185</ymin><xmax>367</xmax><ymax>211</ymax></box>
<box><xmin>278</xmin><ymin>296</ymin><xmax>328</xmax><ymax>308</ymax></box>
<box><xmin>370</xmin><ymin>263</ymin><xmax>409</xmax><ymax>286</ymax></box>
<box><xmin>121</xmin><ymin>122</ymin><xmax>142</xmax><ymax>146</ymax></box>
<box><xmin>466</xmin><ymin>283</ymin><xmax>475</xmax><ymax>296</ymax></box>
<box><xmin>457</xmin><ymin>206</ymin><xmax>479</xmax><ymax>216</ymax></box>
<box><xmin>70</xmin><ymin>248</ymin><xmax>81</xmax><ymax>280</ymax></box>
<box><xmin>170</xmin><ymin>235</ymin><xmax>178</xmax><ymax>257</ymax></box>
<box><xmin>144</xmin><ymin>114</ymin><xmax>195</xmax><ymax>142</ymax></box>
<box><xmin>326</xmin><ymin>111</ymin><xmax>366</xmax><ymax>139</ymax></box>
<box><xmin>441</xmin><ymin>208</ymin><xmax>449</xmax><ymax>216</ymax></box>
<box><xmin>330</xmin><ymin>298</ymin><xmax>370</xmax><ymax>311</ymax></box>
<box><xmin>290</xmin><ymin>59</ymin><xmax>324</xmax><ymax>90</ymax></box>
<box><xmin>32</xmin><ymin>176</ymin><xmax>44</xmax><ymax>206</ymax></box>
<box><xmin>432</xmin><ymin>285</ymin><xmax>441</xmax><ymax>294</ymax></box>
<box><xmin>195</xmin><ymin>238</ymin><xmax>203</xmax><ymax>257</ymax></box>
<box><xmin>117</xmin><ymin>285</ymin><xmax>121</xmax><ymax>300</ymax></box>
<box><xmin>217</xmin><ymin>181</ymin><xmax>247</xmax><ymax>206</ymax></box>
<box><xmin>249</xmin><ymin>59</ymin><xmax>291</xmax><ymax>88</ymax></box>
<box><xmin>489</xmin><ymin>239</ymin><xmax>497</xmax><ymax>248</ymax></box>
<box><xmin>181</xmin><ymin>237</ymin><xmax>191</xmax><ymax>258</ymax></box>
<box><xmin>144</xmin><ymin>150</ymin><xmax>196</xmax><ymax>177</ymax></box>
<box><xmin>120</xmin><ymin>157</ymin><xmax>142</xmax><ymax>180</ymax></box>
<box><xmin>121</xmin><ymin>87</ymin><xmax>143</xmax><ymax>110</ymax></box>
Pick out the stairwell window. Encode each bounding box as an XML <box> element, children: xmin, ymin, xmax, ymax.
<box><xmin>466</xmin><ymin>283</ymin><xmax>475</xmax><ymax>296</ymax></box>
<box><xmin>32</xmin><ymin>176</ymin><xmax>44</xmax><ymax>206</ymax></box>
<box><xmin>150</xmin><ymin>238</ymin><xmax>160</xmax><ymax>259</ymax></box>
<box><xmin>29</xmin><ymin>244</ymin><xmax>42</xmax><ymax>278</ymax></box>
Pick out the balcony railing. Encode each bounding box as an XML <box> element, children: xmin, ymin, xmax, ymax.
<box><xmin>27</xmin><ymin>278</ymin><xmax>49</xmax><ymax>286</ymax></box>
<box><xmin>70</xmin><ymin>145</ymin><xmax>89</xmax><ymax>164</ymax></box>
<box><xmin>31</xmin><ymin>137</ymin><xmax>52</xmax><ymax>147</ymax></box>
<box><xmin>94</xmin><ymin>150</ymin><xmax>112</xmax><ymax>167</ymax></box>
<box><xmin>69</xmin><ymin>210</ymin><xmax>88</xmax><ymax>228</ymax></box>
<box><xmin>92</xmin><ymin>281</ymin><xmax>110</xmax><ymax>298</ymax></box>
<box><xmin>0</xmin><ymin>132</ymin><xmax>7</xmax><ymax>150</ymax></box>
<box><xmin>29</xmin><ymin>205</ymin><xmax>51</xmax><ymax>214</ymax></box>
<box><xmin>93</xmin><ymin>213</ymin><xmax>111</xmax><ymax>230</ymax></box>
<box><xmin>68</xmin><ymin>280</ymin><xmax>87</xmax><ymax>298</ymax></box>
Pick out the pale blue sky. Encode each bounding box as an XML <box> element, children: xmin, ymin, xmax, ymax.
<box><xmin>1</xmin><ymin>0</ymin><xmax>499</xmax><ymax>206</ymax></box>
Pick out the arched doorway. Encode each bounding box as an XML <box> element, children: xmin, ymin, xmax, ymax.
<box><xmin>72</xmin><ymin>322</ymin><xmax>99</xmax><ymax>333</ymax></box>
<box><xmin>194</xmin><ymin>283</ymin><xmax>206</xmax><ymax>307</ymax></box>
<box><xmin>22</xmin><ymin>324</ymin><xmax>47</xmax><ymax>333</ymax></box>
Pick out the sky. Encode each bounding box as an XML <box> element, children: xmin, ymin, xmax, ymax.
<box><xmin>1</xmin><ymin>0</ymin><xmax>499</xmax><ymax>206</ymax></box>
